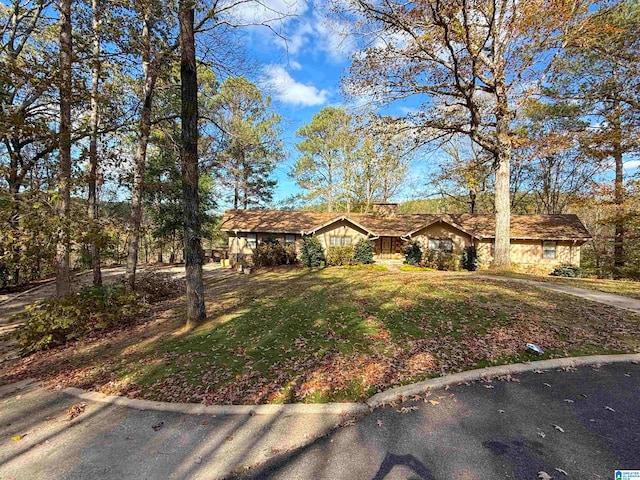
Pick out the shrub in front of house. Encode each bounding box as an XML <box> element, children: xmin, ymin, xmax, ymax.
<box><xmin>461</xmin><ymin>245</ymin><xmax>478</xmax><ymax>271</ymax></box>
<box><xmin>403</xmin><ymin>240</ymin><xmax>423</xmax><ymax>265</ymax></box>
<box><xmin>326</xmin><ymin>245</ymin><xmax>356</xmax><ymax>266</ymax></box>
<box><xmin>550</xmin><ymin>263</ymin><xmax>581</xmax><ymax>277</ymax></box>
<box><xmin>300</xmin><ymin>236</ymin><xmax>325</xmax><ymax>267</ymax></box>
<box><xmin>421</xmin><ymin>247</ymin><xmax>438</xmax><ymax>269</ymax></box>
<box><xmin>435</xmin><ymin>251</ymin><xmax>459</xmax><ymax>271</ymax></box>
<box><xmin>254</xmin><ymin>237</ymin><xmax>298</xmax><ymax>267</ymax></box>
<box><xmin>353</xmin><ymin>238</ymin><xmax>374</xmax><ymax>264</ymax></box>
<box><xmin>15</xmin><ymin>283</ymin><xmax>146</xmax><ymax>354</ymax></box>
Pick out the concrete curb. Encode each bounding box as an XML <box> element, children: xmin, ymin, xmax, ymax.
<box><xmin>62</xmin><ymin>388</ymin><xmax>369</xmax><ymax>416</ymax></box>
<box><xmin>62</xmin><ymin>354</ymin><xmax>640</xmax><ymax>416</ymax></box>
<box><xmin>365</xmin><ymin>353</ymin><xmax>640</xmax><ymax>409</ymax></box>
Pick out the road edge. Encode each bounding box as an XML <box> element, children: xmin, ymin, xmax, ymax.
<box><xmin>60</xmin><ymin>353</ymin><xmax>640</xmax><ymax>415</ymax></box>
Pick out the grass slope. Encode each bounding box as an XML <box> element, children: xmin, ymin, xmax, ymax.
<box><xmin>4</xmin><ymin>268</ymin><xmax>640</xmax><ymax>404</ymax></box>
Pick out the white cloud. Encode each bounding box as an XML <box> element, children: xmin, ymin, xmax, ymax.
<box><xmin>261</xmin><ymin>65</ymin><xmax>330</xmax><ymax>106</ymax></box>
<box><xmin>624</xmin><ymin>160</ymin><xmax>640</xmax><ymax>170</ymax></box>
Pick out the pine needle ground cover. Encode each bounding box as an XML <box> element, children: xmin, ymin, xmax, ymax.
<box><xmin>4</xmin><ymin>268</ymin><xmax>639</xmax><ymax>404</ymax></box>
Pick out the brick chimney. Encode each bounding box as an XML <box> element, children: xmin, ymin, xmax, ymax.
<box><xmin>372</xmin><ymin>202</ymin><xmax>399</xmax><ymax>217</ymax></box>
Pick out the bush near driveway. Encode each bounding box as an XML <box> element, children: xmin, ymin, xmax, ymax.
<box><xmin>14</xmin><ymin>273</ymin><xmax>184</xmax><ymax>354</ymax></box>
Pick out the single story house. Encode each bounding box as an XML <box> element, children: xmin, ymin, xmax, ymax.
<box><xmin>220</xmin><ymin>203</ymin><xmax>591</xmax><ymax>270</ymax></box>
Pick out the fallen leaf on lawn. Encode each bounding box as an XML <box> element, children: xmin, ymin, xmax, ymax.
<box><xmin>553</xmin><ymin>424</ymin><xmax>565</xmax><ymax>433</ymax></box>
<box><xmin>11</xmin><ymin>434</ymin><xmax>26</xmax><ymax>441</ymax></box>
<box><xmin>376</xmin><ymin>419</ymin><xmax>383</xmax><ymax>427</ymax></box>
<box><xmin>555</xmin><ymin>467</ymin><xmax>568</xmax><ymax>476</ymax></box>
<box><xmin>498</xmin><ymin>409</ymin><xmax>505</xmax><ymax>414</ymax></box>
<box><xmin>484</xmin><ymin>384</ymin><xmax>494</xmax><ymax>389</ymax></box>
<box><xmin>538</xmin><ymin>432</ymin><xmax>546</xmax><ymax>438</ymax></box>
<box><xmin>604</xmin><ymin>406</ymin><xmax>615</xmax><ymax>412</ymax></box>
<box><xmin>429</xmin><ymin>400</ymin><xmax>439</xmax><ymax>406</ymax></box>
<box><xmin>580</xmin><ymin>393</ymin><xmax>588</xmax><ymax>398</ymax></box>
<box><xmin>66</xmin><ymin>402</ymin><xmax>86</xmax><ymax>420</ymax></box>
<box><xmin>538</xmin><ymin>471</ymin><xmax>553</xmax><ymax>480</ymax></box>
<box><xmin>152</xmin><ymin>421</ymin><xmax>164</xmax><ymax>431</ymax></box>
<box><xmin>543</xmin><ymin>383</ymin><xmax>552</xmax><ymax>388</ymax></box>
<box><xmin>563</xmin><ymin>399</ymin><xmax>574</xmax><ymax>403</ymax></box>
<box><xmin>624</xmin><ymin>373</ymin><xmax>631</xmax><ymax>377</ymax></box>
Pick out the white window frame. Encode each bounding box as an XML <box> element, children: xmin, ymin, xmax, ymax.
<box><xmin>543</xmin><ymin>241</ymin><xmax>557</xmax><ymax>259</ymax></box>
<box><xmin>285</xmin><ymin>234</ymin><xmax>295</xmax><ymax>246</ymax></box>
<box><xmin>246</xmin><ymin>233</ymin><xmax>257</xmax><ymax>249</ymax></box>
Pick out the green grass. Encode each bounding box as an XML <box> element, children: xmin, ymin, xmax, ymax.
<box><xmin>399</xmin><ymin>265</ymin><xmax>437</xmax><ymax>272</ymax></box>
<box><xmin>487</xmin><ymin>271</ymin><xmax>640</xmax><ymax>300</ymax></box>
<box><xmin>6</xmin><ymin>267</ymin><xmax>640</xmax><ymax>405</ymax></box>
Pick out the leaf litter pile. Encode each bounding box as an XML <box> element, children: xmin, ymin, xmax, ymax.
<box><xmin>3</xmin><ymin>269</ymin><xmax>640</xmax><ymax>404</ymax></box>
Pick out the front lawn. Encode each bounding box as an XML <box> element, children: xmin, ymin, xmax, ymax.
<box><xmin>4</xmin><ymin>268</ymin><xmax>640</xmax><ymax>404</ymax></box>
<box><xmin>487</xmin><ymin>272</ymin><xmax>640</xmax><ymax>300</ymax></box>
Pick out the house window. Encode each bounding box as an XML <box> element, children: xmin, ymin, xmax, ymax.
<box><xmin>330</xmin><ymin>236</ymin><xmax>351</xmax><ymax>247</ymax></box>
<box><xmin>543</xmin><ymin>241</ymin><xmax>557</xmax><ymax>259</ymax></box>
<box><xmin>246</xmin><ymin>233</ymin><xmax>257</xmax><ymax>249</ymax></box>
<box><xmin>428</xmin><ymin>238</ymin><xmax>453</xmax><ymax>253</ymax></box>
<box><xmin>285</xmin><ymin>234</ymin><xmax>296</xmax><ymax>245</ymax></box>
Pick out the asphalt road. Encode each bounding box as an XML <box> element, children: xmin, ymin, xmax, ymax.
<box><xmin>237</xmin><ymin>362</ymin><xmax>640</xmax><ymax>480</ymax></box>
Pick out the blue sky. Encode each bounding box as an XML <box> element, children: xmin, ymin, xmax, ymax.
<box><xmin>231</xmin><ymin>1</ymin><xmax>365</xmax><ymax>205</ymax></box>
<box><xmin>221</xmin><ymin>1</ymin><xmax>639</xmax><ymax>208</ymax></box>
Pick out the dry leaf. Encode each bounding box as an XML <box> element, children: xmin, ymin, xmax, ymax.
<box><xmin>604</xmin><ymin>406</ymin><xmax>615</xmax><ymax>412</ymax></box>
<box><xmin>11</xmin><ymin>434</ymin><xmax>26</xmax><ymax>441</ymax></box>
<box><xmin>543</xmin><ymin>383</ymin><xmax>552</xmax><ymax>388</ymax></box>
<box><xmin>538</xmin><ymin>471</ymin><xmax>553</xmax><ymax>480</ymax></box>
<box><xmin>428</xmin><ymin>400</ymin><xmax>439</xmax><ymax>406</ymax></box>
<box><xmin>66</xmin><ymin>402</ymin><xmax>86</xmax><ymax>420</ymax></box>
<box><xmin>376</xmin><ymin>419</ymin><xmax>383</xmax><ymax>427</ymax></box>
<box><xmin>555</xmin><ymin>468</ymin><xmax>568</xmax><ymax>476</ymax></box>
<box><xmin>563</xmin><ymin>399</ymin><xmax>574</xmax><ymax>403</ymax></box>
<box><xmin>553</xmin><ymin>424</ymin><xmax>565</xmax><ymax>433</ymax></box>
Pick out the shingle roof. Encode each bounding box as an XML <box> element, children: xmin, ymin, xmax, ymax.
<box><xmin>220</xmin><ymin>209</ymin><xmax>591</xmax><ymax>241</ymax></box>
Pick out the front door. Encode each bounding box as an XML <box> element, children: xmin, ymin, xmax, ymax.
<box><xmin>382</xmin><ymin>237</ymin><xmax>392</xmax><ymax>259</ymax></box>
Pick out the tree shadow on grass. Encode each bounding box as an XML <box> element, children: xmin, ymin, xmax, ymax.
<box><xmin>2</xmin><ymin>267</ymin><xmax>639</xmax><ymax>406</ymax></box>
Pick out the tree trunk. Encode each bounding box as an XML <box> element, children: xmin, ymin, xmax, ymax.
<box><xmin>491</xmin><ymin>51</ymin><xmax>511</xmax><ymax>269</ymax></box>
<box><xmin>179</xmin><ymin>0</ymin><xmax>206</xmax><ymax>328</ymax></box>
<box><xmin>327</xmin><ymin>162</ymin><xmax>333</xmax><ymax>212</ymax></box>
<box><xmin>56</xmin><ymin>0</ymin><xmax>72</xmax><ymax>298</ymax></box>
<box><xmin>125</xmin><ymin>16</ymin><xmax>156</xmax><ymax>289</ymax></box>
<box><xmin>88</xmin><ymin>0</ymin><xmax>102</xmax><ymax>286</ymax></box>
<box><xmin>612</xmin><ymin>96</ymin><xmax>624</xmax><ymax>274</ymax></box>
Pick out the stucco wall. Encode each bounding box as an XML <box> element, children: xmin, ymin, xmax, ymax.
<box><xmin>412</xmin><ymin>222</ymin><xmax>472</xmax><ymax>255</ymax></box>
<box><xmin>477</xmin><ymin>239</ymin><xmax>582</xmax><ymax>271</ymax></box>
